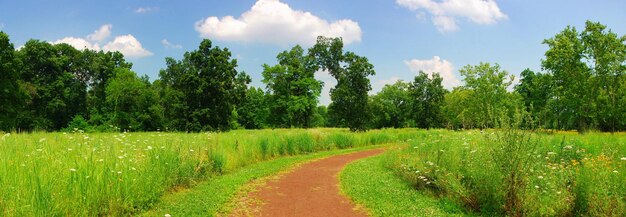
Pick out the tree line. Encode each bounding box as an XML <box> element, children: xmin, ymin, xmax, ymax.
<box><xmin>0</xmin><ymin>20</ymin><xmax>624</xmax><ymax>132</ymax></box>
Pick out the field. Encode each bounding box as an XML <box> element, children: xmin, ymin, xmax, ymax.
<box><xmin>382</xmin><ymin>130</ymin><xmax>626</xmax><ymax>216</ymax></box>
<box><xmin>0</xmin><ymin>128</ymin><xmax>412</xmax><ymax>216</ymax></box>
<box><xmin>2</xmin><ymin>128</ymin><xmax>626</xmax><ymax>216</ymax></box>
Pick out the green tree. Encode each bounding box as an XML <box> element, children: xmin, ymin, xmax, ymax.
<box><xmin>369</xmin><ymin>81</ymin><xmax>411</xmax><ymax>128</ymax></box>
<box><xmin>0</xmin><ymin>32</ymin><xmax>27</xmax><ymax>131</ymax></box>
<box><xmin>237</xmin><ymin>87</ymin><xmax>269</xmax><ymax>129</ymax></box>
<box><xmin>105</xmin><ymin>68</ymin><xmax>163</xmax><ymax>131</ymax></box>
<box><xmin>515</xmin><ymin>69</ymin><xmax>552</xmax><ymax>128</ymax></box>
<box><xmin>442</xmin><ymin>87</ymin><xmax>473</xmax><ymax>129</ymax></box>
<box><xmin>262</xmin><ymin>45</ymin><xmax>322</xmax><ymax>128</ymax></box>
<box><xmin>17</xmin><ymin>40</ymin><xmax>87</xmax><ymax>130</ymax></box>
<box><xmin>542</xmin><ymin>25</ymin><xmax>592</xmax><ymax>131</ymax></box>
<box><xmin>581</xmin><ymin>21</ymin><xmax>626</xmax><ymax>132</ymax></box>
<box><xmin>409</xmin><ymin>71</ymin><xmax>447</xmax><ymax>129</ymax></box>
<box><xmin>159</xmin><ymin>39</ymin><xmax>249</xmax><ymax>131</ymax></box>
<box><xmin>309</xmin><ymin>36</ymin><xmax>375</xmax><ymax>131</ymax></box>
<box><xmin>460</xmin><ymin>62</ymin><xmax>516</xmax><ymax>129</ymax></box>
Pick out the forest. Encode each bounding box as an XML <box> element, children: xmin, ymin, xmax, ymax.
<box><xmin>1</xmin><ymin>20</ymin><xmax>625</xmax><ymax>133</ymax></box>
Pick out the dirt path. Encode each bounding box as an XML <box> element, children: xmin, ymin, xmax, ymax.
<box><xmin>230</xmin><ymin>149</ymin><xmax>385</xmax><ymax>217</ymax></box>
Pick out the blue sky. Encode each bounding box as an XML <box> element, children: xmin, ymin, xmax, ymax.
<box><xmin>1</xmin><ymin>0</ymin><xmax>625</xmax><ymax>104</ymax></box>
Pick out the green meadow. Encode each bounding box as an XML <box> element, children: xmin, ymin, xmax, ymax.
<box><xmin>0</xmin><ymin>128</ymin><xmax>409</xmax><ymax>216</ymax></box>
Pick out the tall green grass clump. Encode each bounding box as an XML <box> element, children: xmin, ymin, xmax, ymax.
<box><xmin>0</xmin><ymin>128</ymin><xmax>421</xmax><ymax>216</ymax></box>
<box><xmin>386</xmin><ymin>119</ymin><xmax>626</xmax><ymax>216</ymax></box>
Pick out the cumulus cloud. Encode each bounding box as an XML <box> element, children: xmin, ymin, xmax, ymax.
<box><xmin>161</xmin><ymin>39</ymin><xmax>182</xmax><ymax>49</ymax></box>
<box><xmin>103</xmin><ymin>35</ymin><xmax>153</xmax><ymax>57</ymax></box>
<box><xmin>396</xmin><ymin>0</ymin><xmax>507</xmax><ymax>32</ymax></box>
<box><xmin>51</xmin><ymin>24</ymin><xmax>152</xmax><ymax>58</ymax></box>
<box><xmin>195</xmin><ymin>0</ymin><xmax>362</xmax><ymax>45</ymax></box>
<box><xmin>53</xmin><ymin>37</ymin><xmax>101</xmax><ymax>50</ymax></box>
<box><xmin>404</xmin><ymin>56</ymin><xmax>461</xmax><ymax>89</ymax></box>
<box><xmin>86</xmin><ymin>24</ymin><xmax>112</xmax><ymax>42</ymax></box>
<box><xmin>134</xmin><ymin>7</ymin><xmax>158</xmax><ymax>14</ymax></box>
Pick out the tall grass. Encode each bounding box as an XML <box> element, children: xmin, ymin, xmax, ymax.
<box><xmin>386</xmin><ymin>130</ymin><xmax>626</xmax><ymax>216</ymax></box>
<box><xmin>0</xmin><ymin>128</ymin><xmax>416</xmax><ymax>216</ymax></box>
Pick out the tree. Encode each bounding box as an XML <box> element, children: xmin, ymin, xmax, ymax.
<box><xmin>0</xmin><ymin>32</ymin><xmax>27</xmax><ymax>131</ymax></box>
<box><xmin>542</xmin><ymin>25</ymin><xmax>592</xmax><ymax>131</ymax></box>
<box><xmin>159</xmin><ymin>39</ymin><xmax>249</xmax><ymax>131</ymax></box>
<box><xmin>409</xmin><ymin>71</ymin><xmax>447</xmax><ymax>129</ymax></box>
<box><xmin>17</xmin><ymin>40</ymin><xmax>87</xmax><ymax>130</ymax></box>
<box><xmin>369</xmin><ymin>81</ymin><xmax>411</xmax><ymax>128</ymax></box>
<box><xmin>105</xmin><ymin>68</ymin><xmax>163</xmax><ymax>131</ymax></box>
<box><xmin>460</xmin><ymin>62</ymin><xmax>516</xmax><ymax>129</ymax></box>
<box><xmin>262</xmin><ymin>45</ymin><xmax>322</xmax><ymax>128</ymax></box>
<box><xmin>515</xmin><ymin>69</ymin><xmax>552</xmax><ymax>128</ymax></box>
<box><xmin>309</xmin><ymin>36</ymin><xmax>375</xmax><ymax>131</ymax></box>
<box><xmin>237</xmin><ymin>87</ymin><xmax>269</xmax><ymax>129</ymax></box>
<box><xmin>581</xmin><ymin>21</ymin><xmax>626</xmax><ymax>132</ymax></box>
<box><xmin>442</xmin><ymin>87</ymin><xmax>473</xmax><ymax>129</ymax></box>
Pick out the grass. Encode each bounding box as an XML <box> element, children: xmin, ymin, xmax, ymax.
<box><xmin>385</xmin><ymin>129</ymin><xmax>626</xmax><ymax>216</ymax></box>
<box><xmin>340</xmin><ymin>151</ymin><xmax>467</xmax><ymax>217</ymax></box>
<box><xmin>0</xmin><ymin>128</ymin><xmax>419</xmax><ymax>216</ymax></box>
<box><xmin>140</xmin><ymin>145</ymin><xmax>387</xmax><ymax>217</ymax></box>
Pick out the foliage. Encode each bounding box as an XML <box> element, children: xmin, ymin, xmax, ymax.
<box><xmin>369</xmin><ymin>81</ymin><xmax>411</xmax><ymax>128</ymax></box>
<box><xmin>310</xmin><ymin>36</ymin><xmax>375</xmax><ymax>132</ymax></box>
<box><xmin>236</xmin><ymin>87</ymin><xmax>269</xmax><ymax>129</ymax></box>
<box><xmin>409</xmin><ymin>71</ymin><xmax>447</xmax><ymax>129</ymax></box>
<box><xmin>158</xmin><ymin>39</ymin><xmax>250</xmax><ymax>132</ymax></box>
<box><xmin>262</xmin><ymin>45</ymin><xmax>322</xmax><ymax>128</ymax></box>
<box><xmin>0</xmin><ymin>32</ymin><xmax>26</xmax><ymax>131</ymax></box>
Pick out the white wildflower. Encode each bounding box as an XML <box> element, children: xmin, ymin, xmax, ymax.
<box><xmin>164</xmin><ymin>214</ymin><xmax>171</xmax><ymax>217</ymax></box>
<box><xmin>147</xmin><ymin>146</ymin><xmax>153</xmax><ymax>150</ymax></box>
<box><xmin>535</xmin><ymin>185</ymin><xmax>540</xmax><ymax>189</ymax></box>
<box><xmin>613</xmin><ymin>170</ymin><xmax>619</xmax><ymax>174</ymax></box>
<box><xmin>70</xmin><ymin>168</ymin><xmax>76</xmax><ymax>172</ymax></box>
<box><xmin>537</xmin><ymin>176</ymin><xmax>544</xmax><ymax>179</ymax></box>
<box><xmin>621</xmin><ymin>157</ymin><xmax>626</xmax><ymax>161</ymax></box>
<box><xmin>563</xmin><ymin>145</ymin><xmax>573</xmax><ymax>150</ymax></box>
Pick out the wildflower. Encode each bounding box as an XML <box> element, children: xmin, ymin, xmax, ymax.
<box><xmin>164</xmin><ymin>214</ymin><xmax>171</xmax><ymax>217</ymax></box>
<box><xmin>118</xmin><ymin>156</ymin><xmax>124</xmax><ymax>159</ymax></box>
<box><xmin>535</xmin><ymin>185</ymin><xmax>540</xmax><ymax>189</ymax></box>
<box><xmin>117</xmin><ymin>171</ymin><xmax>122</xmax><ymax>174</ymax></box>
<box><xmin>563</xmin><ymin>145</ymin><xmax>573</xmax><ymax>150</ymax></box>
<box><xmin>147</xmin><ymin>146</ymin><xmax>153</xmax><ymax>150</ymax></box>
<box><xmin>547</xmin><ymin>152</ymin><xmax>556</xmax><ymax>155</ymax></box>
<box><xmin>537</xmin><ymin>176</ymin><xmax>544</xmax><ymax>179</ymax></box>
<box><xmin>621</xmin><ymin>157</ymin><xmax>626</xmax><ymax>161</ymax></box>
<box><xmin>613</xmin><ymin>170</ymin><xmax>619</xmax><ymax>174</ymax></box>
<box><xmin>70</xmin><ymin>168</ymin><xmax>77</xmax><ymax>172</ymax></box>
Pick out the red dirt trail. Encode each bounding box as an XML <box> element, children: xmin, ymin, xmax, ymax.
<box><xmin>231</xmin><ymin>149</ymin><xmax>385</xmax><ymax>217</ymax></box>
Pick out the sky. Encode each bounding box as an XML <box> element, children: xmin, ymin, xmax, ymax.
<box><xmin>1</xmin><ymin>0</ymin><xmax>625</xmax><ymax>105</ymax></box>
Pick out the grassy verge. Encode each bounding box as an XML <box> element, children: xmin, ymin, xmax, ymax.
<box><xmin>340</xmin><ymin>152</ymin><xmax>468</xmax><ymax>217</ymax></box>
<box><xmin>140</xmin><ymin>145</ymin><xmax>389</xmax><ymax>217</ymax></box>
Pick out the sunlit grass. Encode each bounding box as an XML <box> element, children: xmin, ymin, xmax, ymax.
<box><xmin>0</xmin><ymin>128</ymin><xmax>419</xmax><ymax>216</ymax></box>
<box><xmin>386</xmin><ymin>130</ymin><xmax>626</xmax><ymax>216</ymax></box>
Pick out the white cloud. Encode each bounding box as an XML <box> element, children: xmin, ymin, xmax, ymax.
<box><xmin>52</xmin><ymin>37</ymin><xmax>101</xmax><ymax>50</ymax></box>
<box><xmin>315</xmin><ymin>70</ymin><xmax>335</xmax><ymax>106</ymax></box>
<box><xmin>86</xmin><ymin>24</ymin><xmax>112</xmax><ymax>42</ymax></box>
<box><xmin>396</xmin><ymin>0</ymin><xmax>507</xmax><ymax>32</ymax></box>
<box><xmin>195</xmin><ymin>0</ymin><xmax>362</xmax><ymax>45</ymax></box>
<box><xmin>134</xmin><ymin>7</ymin><xmax>158</xmax><ymax>14</ymax></box>
<box><xmin>404</xmin><ymin>56</ymin><xmax>461</xmax><ymax>89</ymax></box>
<box><xmin>51</xmin><ymin>25</ymin><xmax>152</xmax><ymax>58</ymax></box>
<box><xmin>103</xmin><ymin>35</ymin><xmax>153</xmax><ymax>58</ymax></box>
<box><xmin>161</xmin><ymin>39</ymin><xmax>182</xmax><ymax>49</ymax></box>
